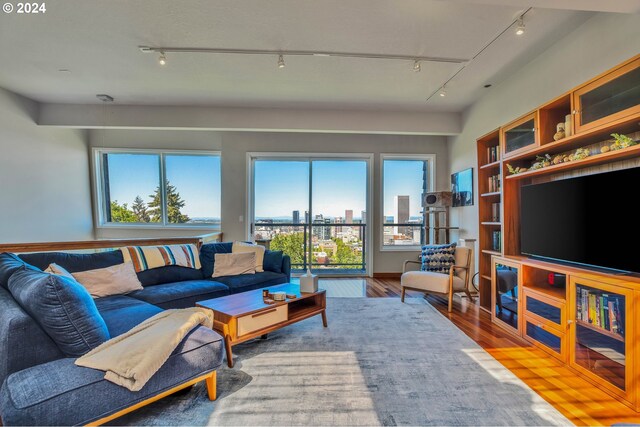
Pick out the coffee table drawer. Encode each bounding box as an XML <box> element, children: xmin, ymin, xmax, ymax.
<box><xmin>237</xmin><ymin>305</ymin><xmax>288</xmax><ymax>336</ymax></box>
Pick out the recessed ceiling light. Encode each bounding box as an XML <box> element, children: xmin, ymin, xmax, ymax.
<box><xmin>413</xmin><ymin>60</ymin><xmax>421</xmax><ymax>72</ymax></box>
<box><xmin>277</xmin><ymin>54</ymin><xmax>285</xmax><ymax>69</ymax></box>
<box><xmin>515</xmin><ymin>16</ymin><xmax>525</xmax><ymax>35</ymax></box>
<box><xmin>58</xmin><ymin>69</ymin><xmax>71</xmax><ymax>73</ymax></box>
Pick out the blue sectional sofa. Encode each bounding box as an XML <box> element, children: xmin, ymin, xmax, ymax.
<box><xmin>0</xmin><ymin>242</ymin><xmax>291</xmax><ymax>426</ymax></box>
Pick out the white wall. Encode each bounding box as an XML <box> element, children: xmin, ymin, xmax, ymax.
<box><xmin>447</xmin><ymin>13</ymin><xmax>640</xmax><ymax>265</ymax></box>
<box><xmin>90</xmin><ymin>129</ymin><xmax>448</xmax><ymax>273</ymax></box>
<box><xmin>0</xmin><ymin>88</ymin><xmax>93</xmax><ymax>243</ymax></box>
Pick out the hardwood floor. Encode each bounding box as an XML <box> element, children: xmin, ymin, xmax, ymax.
<box><xmin>324</xmin><ymin>277</ymin><xmax>640</xmax><ymax>426</ymax></box>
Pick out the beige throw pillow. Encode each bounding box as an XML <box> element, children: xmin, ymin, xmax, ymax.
<box><xmin>232</xmin><ymin>241</ymin><xmax>265</xmax><ymax>272</ymax></box>
<box><xmin>71</xmin><ymin>262</ymin><xmax>143</xmax><ymax>298</ymax></box>
<box><xmin>212</xmin><ymin>253</ymin><xmax>256</xmax><ymax>278</ymax></box>
<box><xmin>44</xmin><ymin>263</ymin><xmax>75</xmax><ymax>279</ymax></box>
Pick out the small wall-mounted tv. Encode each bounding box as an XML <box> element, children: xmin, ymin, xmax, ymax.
<box><xmin>520</xmin><ymin>167</ymin><xmax>639</xmax><ymax>274</ymax></box>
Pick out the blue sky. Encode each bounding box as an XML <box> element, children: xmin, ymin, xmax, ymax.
<box><xmin>107</xmin><ymin>155</ymin><xmax>425</xmax><ymax>221</ymax></box>
<box><xmin>107</xmin><ymin>153</ymin><xmax>221</xmax><ymax>218</ymax></box>
<box><xmin>254</xmin><ymin>159</ymin><xmax>426</xmax><ymax>220</ymax></box>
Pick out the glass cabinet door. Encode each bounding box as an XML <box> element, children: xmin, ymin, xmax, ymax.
<box><xmin>492</xmin><ymin>259</ymin><xmax>520</xmax><ymax>334</ymax></box>
<box><xmin>501</xmin><ymin>113</ymin><xmax>537</xmax><ymax>157</ymax></box>
<box><xmin>570</xmin><ymin>277</ymin><xmax>632</xmax><ymax>398</ymax></box>
<box><xmin>574</xmin><ymin>58</ymin><xmax>640</xmax><ymax>133</ymax></box>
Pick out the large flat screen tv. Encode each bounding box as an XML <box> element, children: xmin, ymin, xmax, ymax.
<box><xmin>520</xmin><ymin>167</ymin><xmax>639</xmax><ymax>274</ymax></box>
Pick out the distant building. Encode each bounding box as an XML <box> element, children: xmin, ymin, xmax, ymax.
<box><xmin>394</xmin><ymin>195</ymin><xmax>410</xmax><ymax>236</ymax></box>
<box><xmin>359</xmin><ymin>210</ymin><xmax>366</xmax><ymax>240</ymax></box>
<box><xmin>292</xmin><ymin>210</ymin><xmax>300</xmax><ymax>224</ymax></box>
<box><xmin>345</xmin><ymin>210</ymin><xmax>353</xmax><ymax>224</ymax></box>
<box><xmin>304</xmin><ymin>211</ymin><xmax>309</xmax><ymax>224</ymax></box>
<box><xmin>313</xmin><ymin>214</ymin><xmax>331</xmax><ymax>240</ymax></box>
<box><xmin>334</xmin><ymin>216</ymin><xmax>344</xmax><ymax>236</ymax></box>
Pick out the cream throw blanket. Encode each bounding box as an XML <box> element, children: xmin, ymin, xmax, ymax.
<box><xmin>75</xmin><ymin>308</ymin><xmax>213</xmax><ymax>391</ymax></box>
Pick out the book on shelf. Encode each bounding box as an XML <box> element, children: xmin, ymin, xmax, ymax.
<box><xmin>577</xmin><ymin>286</ymin><xmax>624</xmax><ymax>337</ymax></box>
<box><xmin>487</xmin><ymin>174</ymin><xmax>501</xmax><ymax>193</ymax></box>
<box><xmin>486</xmin><ymin>146</ymin><xmax>500</xmax><ymax>163</ymax></box>
<box><xmin>492</xmin><ymin>230</ymin><xmax>501</xmax><ymax>252</ymax></box>
<box><xmin>491</xmin><ymin>202</ymin><xmax>501</xmax><ymax>222</ymax></box>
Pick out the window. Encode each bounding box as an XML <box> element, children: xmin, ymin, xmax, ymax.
<box><xmin>250</xmin><ymin>154</ymin><xmax>370</xmax><ymax>273</ymax></box>
<box><xmin>381</xmin><ymin>155</ymin><xmax>434</xmax><ymax>249</ymax></box>
<box><xmin>94</xmin><ymin>149</ymin><xmax>221</xmax><ymax>227</ymax></box>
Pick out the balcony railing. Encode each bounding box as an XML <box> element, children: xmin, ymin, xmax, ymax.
<box><xmin>252</xmin><ymin>222</ymin><xmax>366</xmax><ymax>273</ymax></box>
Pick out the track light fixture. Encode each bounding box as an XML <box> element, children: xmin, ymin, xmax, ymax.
<box><xmin>413</xmin><ymin>60</ymin><xmax>421</xmax><ymax>72</ymax></box>
<box><xmin>515</xmin><ymin>16</ymin><xmax>525</xmax><ymax>35</ymax></box>
<box><xmin>158</xmin><ymin>51</ymin><xmax>167</xmax><ymax>66</ymax></box>
<box><xmin>277</xmin><ymin>54</ymin><xmax>285</xmax><ymax>69</ymax></box>
<box><xmin>439</xmin><ymin>87</ymin><xmax>447</xmax><ymax>97</ymax></box>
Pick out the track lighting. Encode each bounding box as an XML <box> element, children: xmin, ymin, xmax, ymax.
<box><xmin>158</xmin><ymin>51</ymin><xmax>167</xmax><ymax>66</ymax></box>
<box><xmin>439</xmin><ymin>87</ymin><xmax>446</xmax><ymax>97</ymax></box>
<box><xmin>515</xmin><ymin>16</ymin><xmax>525</xmax><ymax>36</ymax></box>
<box><xmin>413</xmin><ymin>60</ymin><xmax>421</xmax><ymax>72</ymax></box>
<box><xmin>277</xmin><ymin>54</ymin><xmax>285</xmax><ymax>69</ymax></box>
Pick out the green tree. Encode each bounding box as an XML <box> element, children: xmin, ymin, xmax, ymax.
<box><xmin>270</xmin><ymin>232</ymin><xmax>305</xmax><ymax>266</ymax></box>
<box><xmin>148</xmin><ymin>180</ymin><xmax>190</xmax><ymax>223</ymax></box>
<box><xmin>331</xmin><ymin>238</ymin><xmax>362</xmax><ymax>269</ymax></box>
<box><xmin>110</xmin><ymin>200</ymin><xmax>138</xmax><ymax>223</ymax></box>
<box><xmin>131</xmin><ymin>195</ymin><xmax>150</xmax><ymax>223</ymax></box>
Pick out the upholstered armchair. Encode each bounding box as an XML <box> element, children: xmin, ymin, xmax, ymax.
<box><xmin>401</xmin><ymin>246</ymin><xmax>474</xmax><ymax>312</ymax></box>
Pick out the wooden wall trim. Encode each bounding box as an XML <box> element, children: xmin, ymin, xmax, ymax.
<box><xmin>0</xmin><ymin>232</ymin><xmax>223</xmax><ymax>253</ymax></box>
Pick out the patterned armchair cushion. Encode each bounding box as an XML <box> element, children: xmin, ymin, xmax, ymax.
<box><xmin>420</xmin><ymin>243</ymin><xmax>457</xmax><ymax>274</ymax></box>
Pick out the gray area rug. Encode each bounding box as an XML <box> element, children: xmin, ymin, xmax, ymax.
<box><xmin>113</xmin><ymin>298</ymin><xmax>571</xmax><ymax>426</ymax></box>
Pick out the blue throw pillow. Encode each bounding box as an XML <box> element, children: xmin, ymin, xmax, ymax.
<box><xmin>421</xmin><ymin>243</ymin><xmax>456</xmax><ymax>274</ymax></box>
<box><xmin>263</xmin><ymin>250</ymin><xmax>283</xmax><ymax>274</ymax></box>
<box><xmin>8</xmin><ymin>267</ymin><xmax>110</xmax><ymax>357</ymax></box>
<box><xmin>0</xmin><ymin>253</ymin><xmax>40</xmax><ymax>290</ymax></box>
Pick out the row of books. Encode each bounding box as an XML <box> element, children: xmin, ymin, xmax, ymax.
<box><xmin>488</xmin><ymin>174</ymin><xmax>501</xmax><ymax>193</ymax></box>
<box><xmin>576</xmin><ymin>287</ymin><xmax>624</xmax><ymax>336</ymax></box>
<box><xmin>486</xmin><ymin>145</ymin><xmax>500</xmax><ymax>163</ymax></box>
<box><xmin>492</xmin><ymin>230</ymin><xmax>501</xmax><ymax>252</ymax></box>
<box><xmin>491</xmin><ymin>202</ymin><xmax>501</xmax><ymax>222</ymax></box>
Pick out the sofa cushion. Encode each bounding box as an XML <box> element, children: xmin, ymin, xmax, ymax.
<box><xmin>263</xmin><ymin>250</ymin><xmax>283</xmax><ymax>274</ymax></box>
<box><xmin>0</xmin><ymin>287</ymin><xmax>63</xmax><ymax>387</ymax></box>
<box><xmin>128</xmin><ymin>280</ymin><xmax>230</xmax><ymax>309</ymax></box>
<box><xmin>420</xmin><ymin>243</ymin><xmax>456</xmax><ymax>274</ymax></box>
<box><xmin>19</xmin><ymin>250</ymin><xmax>124</xmax><ymax>273</ymax></box>
<box><xmin>212</xmin><ymin>252</ymin><xmax>256</xmax><ymax>278</ymax></box>
<box><xmin>199</xmin><ymin>242</ymin><xmax>233</xmax><ymax>279</ymax></box>
<box><xmin>0</xmin><ymin>253</ymin><xmax>39</xmax><ymax>289</ymax></box>
<box><xmin>0</xmin><ymin>327</ymin><xmax>224</xmax><ymax>426</ymax></box>
<box><xmin>95</xmin><ymin>295</ymin><xmax>163</xmax><ymax>337</ymax></box>
<box><xmin>401</xmin><ymin>270</ymin><xmax>465</xmax><ymax>293</ymax></box>
<box><xmin>214</xmin><ymin>271</ymin><xmax>288</xmax><ymax>293</ymax></box>
<box><xmin>8</xmin><ymin>268</ymin><xmax>110</xmax><ymax>357</ymax></box>
<box><xmin>72</xmin><ymin>262</ymin><xmax>143</xmax><ymax>298</ymax></box>
<box><xmin>137</xmin><ymin>265</ymin><xmax>204</xmax><ymax>287</ymax></box>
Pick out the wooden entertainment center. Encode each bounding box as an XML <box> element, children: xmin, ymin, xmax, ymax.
<box><xmin>476</xmin><ymin>54</ymin><xmax>640</xmax><ymax>410</ymax></box>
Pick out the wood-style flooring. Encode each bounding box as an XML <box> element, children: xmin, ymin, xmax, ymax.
<box><xmin>322</xmin><ymin>276</ymin><xmax>640</xmax><ymax>426</ymax></box>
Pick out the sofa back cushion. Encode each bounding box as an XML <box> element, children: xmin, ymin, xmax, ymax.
<box><xmin>71</xmin><ymin>262</ymin><xmax>144</xmax><ymax>298</ymax></box>
<box><xmin>263</xmin><ymin>250</ymin><xmax>284</xmax><ymax>274</ymax></box>
<box><xmin>199</xmin><ymin>242</ymin><xmax>233</xmax><ymax>278</ymax></box>
<box><xmin>19</xmin><ymin>250</ymin><xmax>124</xmax><ymax>273</ymax></box>
<box><xmin>0</xmin><ymin>253</ymin><xmax>40</xmax><ymax>289</ymax></box>
<box><xmin>136</xmin><ymin>265</ymin><xmax>205</xmax><ymax>287</ymax></box>
<box><xmin>8</xmin><ymin>268</ymin><xmax>110</xmax><ymax>357</ymax></box>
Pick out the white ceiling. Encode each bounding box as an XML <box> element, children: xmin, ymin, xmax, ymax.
<box><xmin>0</xmin><ymin>0</ymin><xmax>610</xmax><ymax>112</ymax></box>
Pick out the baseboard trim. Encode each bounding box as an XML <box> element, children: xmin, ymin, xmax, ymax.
<box><xmin>373</xmin><ymin>272</ymin><xmax>402</xmax><ymax>279</ymax></box>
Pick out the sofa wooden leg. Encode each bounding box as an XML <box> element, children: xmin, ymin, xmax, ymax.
<box><xmin>401</xmin><ymin>287</ymin><xmax>406</xmax><ymax>302</ymax></box>
<box><xmin>206</xmin><ymin>371</ymin><xmax>217</xmax><ymax>401</ymax></box>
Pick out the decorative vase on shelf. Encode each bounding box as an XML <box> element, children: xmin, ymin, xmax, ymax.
<box><xmin>565</xmin><ymin>114</ymin><xmax>572</xmax><ymax>137</ymax></box>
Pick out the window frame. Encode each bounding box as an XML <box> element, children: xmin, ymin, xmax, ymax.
<box><xmin>92</xmin><ymin>147</ymin><xmax>221</xmax><ymax>229</ymax></box>
<box><xmin>380</xmin><ymin>154</ymin><xmax>435</xmax><ymax>252</ymax></box>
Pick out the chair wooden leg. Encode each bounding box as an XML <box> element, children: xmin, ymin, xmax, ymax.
<box><xmin>448</xmin><ymin>291</ymin><xmax>453</xmax><ymax>312</ymax></box>
<box><xmin>401</xmin><ymin>286</ymin><xmax>406</xmax><ymax>302</ymax></box>
<box><xmin>205</xmin><ymin>371</ymin><xmax>217</xmax><ymax>401</ymax></box>
<box><xmin>464</xmin><ymin>289</ymin><xmax>474</xmax><ymax>302</ymax></box>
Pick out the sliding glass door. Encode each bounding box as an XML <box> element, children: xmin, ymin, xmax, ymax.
<box><xmin>251</xmin><ymin>155</ymin><xmax>370</xmax><ymax>274</ymax></box>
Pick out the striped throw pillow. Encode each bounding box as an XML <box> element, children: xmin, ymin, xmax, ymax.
<box><xmin>421</xmin><ymin>243</ymin><xmax>456</xmax><ymax>274</ymax></box>
<box><xmin>120</xmin><ymin>244</ymin><xmax>201</xmax><ymax>272</ymax></box>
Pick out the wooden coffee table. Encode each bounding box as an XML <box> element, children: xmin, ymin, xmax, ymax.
<box><xmin>197</xmin><ymin>283</ymin><xmax>327</xmax><ymax>367</ymax></box>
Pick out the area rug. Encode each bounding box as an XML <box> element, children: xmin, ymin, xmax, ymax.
<box><xmin>112</xmin><ymin>298</ymin><xmax>571</xmax><ymax>426</ymax></box>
